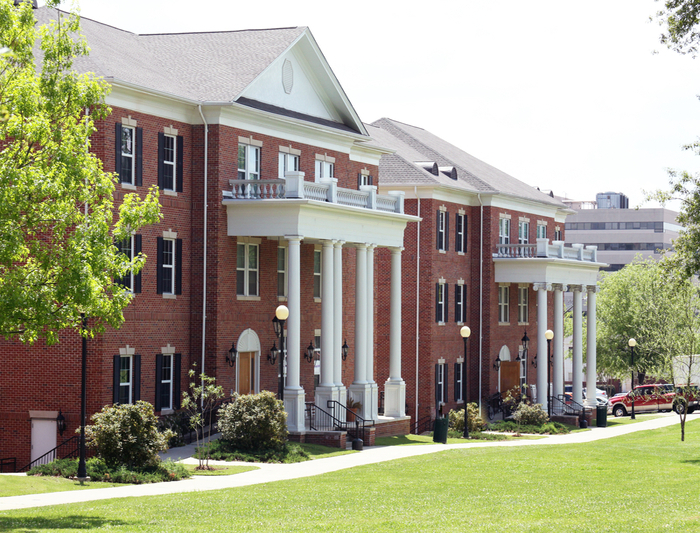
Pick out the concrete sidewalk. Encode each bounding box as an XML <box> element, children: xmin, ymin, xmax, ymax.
<box><xmin>0</xmin><ymin>413</ymin><xmax>685</xmax><ymax>511</ymax></box>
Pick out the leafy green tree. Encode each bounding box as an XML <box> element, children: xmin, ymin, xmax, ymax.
<box><xmin>596</xmin><ymin>258</ymin><xmax>700</xmax><ymax>386</ymax></box>
<box><xmin>218</xmin><ymin>391</ymin><xmax>288</xmax><ymax>451</ymax></box>
<box><xmin>181</xmin><ymin>367</ymin><xmax>224</xmax><ymax>470</ymax></box>
<box><xmin>654</xmin><ymin>0</ymin><xmax>700</xmax><ymax>56</ymax></box>
<box><xmin>0</xmin><ymin>0</ymin><xmax>161</xmax><ymax>344</ymax></box>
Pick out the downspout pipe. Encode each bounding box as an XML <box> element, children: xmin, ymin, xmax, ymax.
<box><xmin>198</xmin><ymin>105</ymin><xmax>209</xmax><ymax>405</ymax></box>
<box><xmin>414</xmin><ymin>186</ymin><xmax>421</xmax><ymax>427</ymax></box>
<box><xmin>478</xmin><ymin>194</ymin><xmax>484</xmax><ymax>413</ymax></box>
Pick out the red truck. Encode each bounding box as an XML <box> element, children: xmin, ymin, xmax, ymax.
<box><xmin>608</xmin><ymin>384</ymin><xmax>677</xmax><ymax>417</ymax></box>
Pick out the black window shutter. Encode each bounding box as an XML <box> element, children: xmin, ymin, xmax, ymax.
<box><xmin>113</xmin><ymin>355</ymin><xmax>120</xmax><ymax>404</ymax></box>
<box><xmin>435</xmin><ymin>364</ymin><xmax>440</xmax><ymax>406</ymax></box>
<box><xmin>454</xmin><ymin>363</ymin><xmax>460</xmax><ymax>401</ymax></box>
<box><xmin>445</xmin><ymin>284</ymin><xmax>449</xmax><ymax>323</ymax></box>
<box><xmin>435</xmin><ymin>283</ymin><xmax>440</xmax><ymax>322</ymax></box>
<box><xmin>436</xmin><ymin>210</ymin><xmax>440</xmax><ymax>250</ymax></box>
<box><xmin>174</xmin><ymin>354</ymin><xmax>182</xmax><ymax>409</ymax></box>
<box><xmin>114</xmin><ymin>240</ymin><xmax>125</xmax><ymax>287</ymax></box>
<box><xmin>369</xmin><ymin>175</ymin><xmax>373</xmax><ymax>186</ymax></box>
<box><xmin>176</xmin><ymin>135</ymin><xmax>184</xmax><ymax>192</ymax></box>
<box><xmin>155</xmin><ymin>354</ymin><xmax>163</xmax><ymax>411</ymax></box>
<box><xmin>133</xmin><ymin>354</ymin><xmax>141</xmax><ymax>402</ymax></box>
<box><xmin>175</xmin><ymin>238</ymin><xmax>183</xmax><ymax>295</ymax></box>
<box><xmin>357</xmin><ymin>173</ymin><xmax>362</xmax><ymax>189</ymax></box>
<box><xmin>444</xmin><ymin>364</ymin><xmax>449</xmax><ymax>404</ymax></box>
<box><xmin>445</xmin><ymin>213</ymin><xmax>450</xmax><ymax>251</ymax></box>
<box><xmin>133</xmin><ymin>234</ymin><xmax>142</xmax><ymax>294</ymax></box>
<box><xmin>462</xmin><ymin>286</ymin><xmax>467</xmax><ymax>322</ymax></box>
<box><xmin>157</xmin><ymin>132</ymin><xmax>165</xmax><ymax>189</ymax></box>
<box><xmin>464</xmin><ymin>216</ymin><xmax>468</xmax><ymax>250</ymax></box>
<box><xmin>156</xmin><ymin>237</ymin><xmax>164</xmax><ymax>294</ymax></box>
<box><xmin>135</xmin><ymin>127</ymin><xmax>143</xmax><ymax>186</ymax></box>
<box><xmin>115</xmin><ymin>123</ymin><xmax>122</xmax><ymax>178</ymax></box>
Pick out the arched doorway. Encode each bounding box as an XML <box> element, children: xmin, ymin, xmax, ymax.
<box><xmin>498</xmin><ymin>345</ymin><xmax>519</xmax><ymax>393</ymax></box>
<box><xmin>236</xmin><ymin>328</ymin><xmax>261</xmax><ymax>395</ymax></box>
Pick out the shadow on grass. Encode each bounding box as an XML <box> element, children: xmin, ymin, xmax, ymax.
<box><xmin>0</xmin><ymin>515</ymin><xmax>131</xmax><ymax>530</ymax></box>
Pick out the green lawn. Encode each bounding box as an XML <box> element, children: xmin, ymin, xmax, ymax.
<box><xmin>0</xmin><ymin>475</ymin><xmax>124</xmax><ymax>498</ymax></box>
<box><xmin>183</xmin><ymin>464</ymin><xmax>258</xmax><ymax>476</ymax></box>
<box><xmin>1</xmin><ymin>420</ymin><xmax>698</xmax><ymax>531</ymax></box>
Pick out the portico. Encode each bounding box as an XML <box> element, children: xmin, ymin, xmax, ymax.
<box><xmin>493</xmin><ymin>238</ymin><xmax>606</xmax><ymax>408</ymax></box>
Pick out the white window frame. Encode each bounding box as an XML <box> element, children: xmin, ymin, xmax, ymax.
<box><xmin>119</xmin><ymin>355</ymin><xmax>133</xmax><ymax>405</ymax></box>
<box><xmin>237</xmin><ymin>242</ymin><xmax>259</xmax><ymax>297</ymax></box>
<box><xmin>499</xmin><ymin>217</ymin><xmax>510</xmax><ymax>245</ymax></box>
<box><xmin>277</xmin><ymin>246</ymin><xmax>287</xmax><ymax>298</ymax></box>
<box><xmin>498</xmin><ymin>285</ymin><xmax>510</xmax><ymax>324</ymax></box>
<box><xmin>359</xmin><ymin>173</ymin><xmax>371</xmax><ymax>186</ymax></box>
<box><xmin>537</xmin><ymin>223</ymin><xmax>547</xmax><ymax>240</ymax></box>
<box><xmin>455</xmin><ymin>361</ymin><xmax>464</xmax><ymax>403</ymax></box>
<box><xmin>437</xmin><ymin>363</ymin><xmax>446</xmax><ymax>404</ymax></box>
<box><xmin>315</xmin><ymin>160</ymin><xmax>334</xmax><ymax>182</ymax></box>
<box><xmin>456</xmin><ymin>213</ymin><xmax>466</xmax><ymax>253</ymax></box>
<box><xmin>437</xmin><ymin>210</ymin><xmax>446</xmax><ymax>251</ymax></box>
<box><xmin>238</xmin><ymin>144</ymin><xmax>260</xmax><ymax>180</ymax></box>
<box><xmin>437</xmin><ymin>282</ymin><xmax>446</xmax><ymax>323</ymax></box>
<box><xmin>518</xmin><ymin>285</ymin><xmax>529</xmax><ymax>324</ymax></box>
<box><xmin>120</xmin><ymin>125</ymin><xmax>135</xmax><ymax>185</ymax></box>
<box><xmin>163</xmin><ymin>134</ymin><xmax>176</xmax><ymax>191</ymax></box>
<box><xmin>518</xmin><ymin>221</ymin><xmax>529</xmax><ymax>245</ymax></box>
<box><xmin>160</xmin><ymin>354</ymin><xmax>173</xmax><ymax>411</ymax></box>
<box><xmin>313</xmin><ymin>249</ymin><xmax>322</xmax><ymax>300</ymax></box>
<box><xmin>278</xmin><ymin>152</ymin><xmax>299</xmax><ymax>179</ymax></box>
<box><xmin>161</xmin><ymin>238</ymin><xmax>175</xmax><ymax>295</ymax></box>
<box><xmin>554</xmin><ymin>227</ymin><xmax>562</xmax><ymax>241</ymax></box>
<box><xmin>456</xmin><ymin>283</ymin><xmax>466</xmax><ymax>324</ymax></box>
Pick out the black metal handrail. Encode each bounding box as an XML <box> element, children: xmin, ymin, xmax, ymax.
<box><xmin>326</xmin><ymin>400</ymin><xmax>373</xmax><ymax>441</ymax></box>
<box><xmin>18</xmin><ymin>435</ymin><xmax>81</xmax><ymax>472</ymax></box>
<box><xmin>0</xmin><ymin>457</ymin><xmax>16</xmax><ymax>473</ymax></box>
<box><xmin>378</xmin><ymin>391</ymin><xmax>385</xmax><ymax>416</ymax></box>
<box><xmin>551</xmin><ymin>394</ymin><xmax>588</xmax><ymax>417</ymax></box>
<box><xmin>411</xmin><ymin>414</ymin><xmax>433</xmax><ymax>435</ymax></box>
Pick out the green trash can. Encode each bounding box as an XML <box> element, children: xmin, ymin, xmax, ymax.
<box><xmin>433</xmin><ymin>417</ymin><xmax>449</xmax><ymax>444</ymax></box>
<box><xmin>596</xmin><ymin>405</ymin><xmax>607</xmax><ymax>427</ymax></box>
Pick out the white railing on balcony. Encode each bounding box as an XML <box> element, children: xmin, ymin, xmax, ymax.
<box><xmin>223</xmin><ymin>172</ymin><xmax>405</xmax><ymax>214</ymax></box>
<box><xmin>493</xmin><ymin>238</ymin><xmax>598</xmax><ymax>263</ymax></box>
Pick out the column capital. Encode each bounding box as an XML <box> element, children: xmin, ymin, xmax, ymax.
<box><xmin>568</xmin><ymin>284</ymin><xmax>584</xmax><ymax>293</ymax></box>
<box><xmin>390</xmin><ymin>246</ymin><xmax>404</xmax><ymax>254</ymax></box>
<box><xmin>334</xmin><ymin>240</ymin><xmax>345</xmax><ymax>248</ymax></box>
<box><xmin>586</xmin><ymin>284</ymin><xmax>599</xmax><ymax>293</ymax></box>
<box><xmin>284</xmin><ymin>235</ymin><xmax>304</xmax><ymax>243</ymax></box>
<box><xmin>355</xmin><ymin>242</ymin><xmax>369</xmax><ymax>250</ymax></box>
<box><xmin>367</xmin><ymin>243</ymin><xmax>377</xmax><ymax>251</ymax></box>
<box><xmin>533</xmin><ymin>282</ymin><xmax>552</xmax><ymax>291</ymax></box>
<box><xmin>551</xmin><ymin>283</ymin><xmax>568</xmax><ymax>292</ymax></box>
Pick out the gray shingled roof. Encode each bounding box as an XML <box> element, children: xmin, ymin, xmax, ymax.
<box><xmin>35</xmin><ymin>7</ymin><xmax>305</xmax><ymax>103</ymax></box>
<box><xmin>369</xmin><ymin>118</ymin><xmax>567</xmax><ymax>208</ymax></box>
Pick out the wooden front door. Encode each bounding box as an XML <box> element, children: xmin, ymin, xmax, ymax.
<box><xmin>500</xmin><ymin>361</ymin><xmax>520</xmax><ymax>393</ymax></box>
<box><xmin>238</xmin><ymin>352</ymin><xmax>256</xmax><ymax>395</ymax></box>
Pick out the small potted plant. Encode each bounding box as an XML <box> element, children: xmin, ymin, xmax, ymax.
<box><xmin>346</xmin><ymin>396</ymin><xmax>362</xmax><ymax>422</ymax></box>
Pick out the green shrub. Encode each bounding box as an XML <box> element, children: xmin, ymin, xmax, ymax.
<box><xmin>204</xmin><ymin>439</ymin><xmax>309</xmax><ymax>463</ymax></box>
<box><xmin>448</xmin><ymin>403</ymin><xmax>484</xmax><ymax>434</ymax></box>
<box><xmin>27</xmin><ymin>457</ymin><xmax>189</xmax><ymax>483</ymax></box>
<box><xmin>512</xmin><ymin>402</ymin><xmax>549</xmax><ymax>426</ymax></box>
<box><xmin>218</xmin><ymin>391</ymin><xmax>288</xmax><ymax>451</ymax></box>
<box><xmin>486</xmin><ymin>420</ymin><xmax>570</xmax><ymax>435</ymax></box>
<box><xmin>158</xmin><ymin>410</ymin><xmax>190</xmax><ymax>448</ymax></box>
<box><xmin>85</xmin><ymin>401</ymin><xmax>174</xmax><ymax>469</ymax></box>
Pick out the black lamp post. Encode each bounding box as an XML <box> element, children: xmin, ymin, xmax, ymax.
<box><xmin>342</xmin><ymin>339</ymin><xmax>349</xmax><ymax>361</ymax></box>
<box><xmin>272</xmin><ymin>305</ymin><xmax>289</xmax><ymax>402</ymax></box>
<box><xmin>545</xmin><ymin>329</ymin><xmax>554</xmax><ymax>417</ymax></box>
<box><xmin>460</xmin><ymin>326</ymin><xmax>471</xmax><ymax>439</ymax></box>
<box><xmin>521</xmin><ymin>331</ymin><xmax>529</xmax><ymax>397</ymax></box>
<box><xmin>305</xmin><ymin>341</ymin><xmax>315</xmax><ymax>363</ymax></box>
<box><xmin>77</xmin><ymin>313</ymin><xmax>88</xmax><ymax>482</ymax></box>
<box><xmin>493</xmin><ymin>353</ymin><xmax>501</xmax><ymax>371</ymax></box>
<box><xmin>268</xmin><ymin>343</ymin><xmax>279</xmax><ymax>365</ymax></box>
<box><xmin>56</xmin><ymin>410</ymin><xmax>66</xmax><ymax>437</ymax></box>
<box><xmin>226</xmin><ymin>341</ymin><xmax>237</xmax><ymax>368</ymax></box>
<box><xmin>629</xmin><ymin>338</ymin><xmax>637</xmax><ymax>420</ymax></box>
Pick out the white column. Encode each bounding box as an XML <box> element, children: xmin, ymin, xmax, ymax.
<box><xmin>585</xmin><ymin>285</ymin><xmax>598</xmax><ymax>407</ymax></box>
<box><xmin>349</xmin><ymin>243</ymin><xmax>372</xmax><ymax>420</ymax></box>
<box><xmin>284</xmin><ymin>235</ymin><xmax>305</xmax><ymax>432</ymax></box>
<box><xmin>366</xmin><ymin>244</ymin><xmax>378</xmax><ymax>420</ymax></box>
<box><xmin>552</xmin><ymin>283</ymin><xmax>567</xmax><ymax>400</ymax></box>
<box><xmin>534</xmin><ymin>283</ymin><xmax>550</xmax><ymax>406</ymax></box>
<box><xmin>315</xmin><ymin>240</ymin><xmax>338</xmax><ymax>407</ymax></box>
<box><xmin>384</xmin><ymin>247</ymin><xmax>406</xmax><ymax>417</ymax></box>
<box><xmin>571</xmin><ymin>285</ymin><xmax>584</xmax><ymax>405</ymax></box>
<box><xmin>333</xmin><ymin>241</ymin><xmax>346</xmax><ymax>404</ymax></box>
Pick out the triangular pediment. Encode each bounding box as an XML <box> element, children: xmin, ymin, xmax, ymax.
<box><xmin>237</xmin><ymin>30</ymin><xmax>366</xmax><ymax>135</ymax></box>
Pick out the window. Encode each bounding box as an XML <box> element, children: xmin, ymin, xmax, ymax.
<box><xmin>454</xmin><ymin>362</ymin><xmax>464</xmax><ymax>402</ymax></box>
<box><xmin>499</xmin><ymin>217</ymin><xmax>510</xmax><ymax>245</ymax></box>
<box><xmin>158</xmin><ymin>133</ymin><xmax>183</xmax><ymax>192</ymax></box>
<box><xmin>157</xmin><ymin>236</ymin><xmax>182</xmax><ymax>296</ymax></box>
<box><xmin>237</xmin><ymin>243</ymin><xmax>259</xmax><ymax>296</ymax></box>
<box><xmin>499</xmin><ymin>285</ymin><xmax>510</xmax><ymax>323</ymax></box>
<box><xmin>115</xmin><ymin>123</ymin><xmax>142</xmax><ymax>186</ymax></box>
<box><xmin>358</xmin><ymin>172</ymin><xmax>373</xmax><ymax>187</ymax></box>
<box><xmin>436</xmin><ymin>282</ymin><xmax>448</xmax><ymax>323</ymax></box>
<box><xmin>155</xmin><ymin>353</ymin><xmax>181</xmax><ymax>412</ymax></box>
<box><xmin>115</xmin><ymin>235</ymin><xmax>142</xmax><ymax>293</ymax></box>
<box><xmin>113</xmin><ymin>354</ymin><xmax>140</xmax><ymax>404</ymax></box>
<box><xmin>554</xmin><ymin>227</ymin><xmax>562</xmax><ymax>241</ymax></box>
<box><xmin>456</xmin><ymin>213</ymin><xmax>467</xmax><ymax>253</ymax></box>
<box><xmin>437</xmin><ymin>210</ymin><xmax>449</xmax><ymax>251</ymax></box>
<box><xmin>518</xmin><ymin>286</ymin><xmax>529</xmax><ymax>324</ymax></box>
<box><xmin>313</xmin><ymin>249</ymin><xmax>322</xmax><ymax>299</ymax></box>
<box><xmin>537</xmin><ymin>224</ymin><xmax>547</xmax><ymax>240</ymax></box>
<box><xmin>277</xmin><ymin>246</ymin><xmax>287</xmax><ymax>297</ymax></box>
<box><xmin>518</xmin><ymin>221</ymin><xmax>529</xmax><ymax>244</ymax></box>
<box><xmin>278</xmin><ymin>152</ymin><xmax>299</xmax><ymax>179</ymax></box>
<box><xmin>238</xmin><ymin>144</ymin><xmax>260</xmax><ymax>180</ymax></box>
<box><xmin>315</xmin><ymin>160</ymin><xmax>334</xmax><ymax>181</ymax></box>
<box><xmin>435</xmin><ymin>363</ymin><xmax>447</xmax><ymax>404</ymax></box>
<box><xmin>455</xmin><ymin>283</ymin><xmax>467</xmax><ymax>324</ymax></box>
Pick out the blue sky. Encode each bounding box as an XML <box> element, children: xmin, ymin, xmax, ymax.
<box><xmin>52</xmin><ymin>0</ymin><xmax>700</xmax><ymax>210</ymax></box>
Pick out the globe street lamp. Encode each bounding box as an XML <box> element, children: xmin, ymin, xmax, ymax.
<box><xmin>629</xmin><ymin>338</ymin><xmax>637</xmax><ymax>420</ymax></box>
<box><xmin>272</xmin><ymin>305</ymin><xmax>289</xmax><ymax>401</ymax></box>
<box><xmin>545</xmin><ymin>329</ymin><xmax>554</xmax><ymax>417</ymax></box>
<box><xmin>460</xmin><ymin>326</ymin><xmax>471</xmax><ymax>439</ymax></box>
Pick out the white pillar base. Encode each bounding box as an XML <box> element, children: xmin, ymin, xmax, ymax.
<box><xmin>284</xmin><ymin>388</ymin><xmax>306</xmax><ymax>433</ymax></box>
<box><xmin>348</xmin><ymin>383</ymin><xmax>373</xmax><ymax>421</ymax></box>
<box><xmin>369</xmin><ymin>382</ymin><xmax>379</xmax><ymax>421</ymax></box>
<box><xmin>314</xmin><ymin>385</ymin><xmax>340</xmax><ymax>412</ymax></box>
<box><xmin>384</xmin><ymin>379</ymin><xmax>406</xmax><ymax>417</ymax></box>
